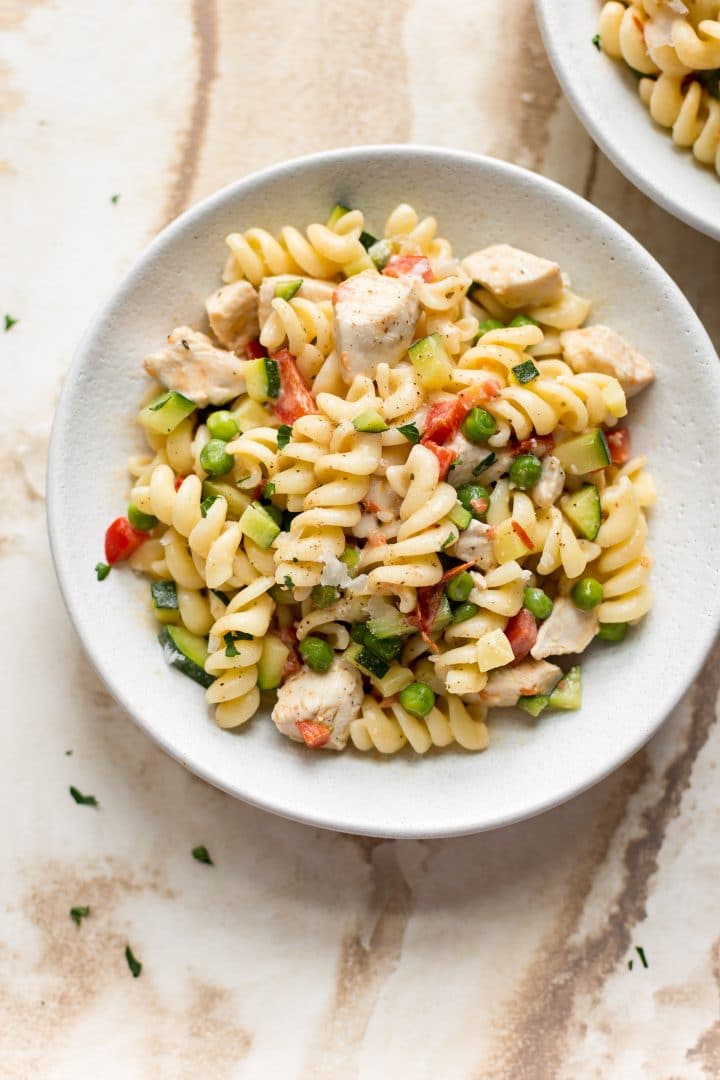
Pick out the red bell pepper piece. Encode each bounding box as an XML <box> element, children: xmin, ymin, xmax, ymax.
<box><xmin>382</xmin><ymin>254</ymin><xmax>434</xmax><ymax>282</ymax></box>
<box><xmin>505</xmin><ymin>608</ymin><xmax>538</xmax><ymax>663</ymax></box>
<box><xmin>296</xmin><ymin>720</ymin><xmax>331</xmax><ymax>748</ymax></box>
<box><xmin>104</xmin><ymin>517</ymin><xmax>149</xmax><ymax>564</ymax></box>
<box><xmin>271</xmin><ymin>349</ymin><xmax>316</xmax><ymax>424</ymax></box>
<box><xmin>423</xmin><ymin>440</ymin><xmax>457</xmax><ymax>480</ymax></box>
<box><xmin>422</xmin><ymin>398</ymin><xmax>467</xmax><ymax>445</ymax></box>
<box><xmin>606</xmin><ymin>428</ymin><xmax>630</xmax><ymax>465</ymax></box>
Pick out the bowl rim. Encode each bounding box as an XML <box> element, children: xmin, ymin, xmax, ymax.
<box><xmin>533</xmin><ymin>0</ymin><xmax>720</xmax><ymax>242</ymax></box>
<box><xmin>47</xmin><ymin>144</ymin><xmax>720</xmax><ymax>837</ymax></box>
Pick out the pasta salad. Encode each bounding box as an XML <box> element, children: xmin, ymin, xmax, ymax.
<box><xmin>597</xmin><ymin>0</ymin><xmax>720</xmax><ymax>175</ymax></box>
<box><xmin>100</xmin><ymin>202</ymin><xmax>656</xmax><ymax>754</ymax></box>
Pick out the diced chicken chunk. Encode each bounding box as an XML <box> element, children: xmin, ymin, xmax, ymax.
<box><xmin>271</xmin><ymin>657</ymin><xmax>363</xmax><ymax>751</ymax></box>
<box><xmin>445</xmin><ymin>433</ymin><xmax>513</xmax><ymax>486</ymax></box>
<box><xmin>461</xmin><ymin>244</ymin><xmax>563</xmax><ymax>309</ymax></box>
<box><xmin>449</xmin><ymin>519</ymin><xmax>496</xmax><ymax>571</ymax></box>
<box><xmin>531</xmin><ymin>598</ymin><xmax>598</xmax><ymax>660</ymax></box>
<box><xmin>258</xmin><ymin>276</ymin><xmax>337</xmax><ymax>327</ymax></box>
<box><xmin>480</xmin><ymin>659</ymin><xmax>562</xmax><ymax>708</ymax></box>
<box><xmin>362</xmin><ymin>476</ymin><xmax>401</xmax><ymax>524</ymax></box>
<box><xmin>333</xmin><ymin>270</ymin><xmax>420</xmax><ymax>381</ymax></box>
<box><xmin>531</xmin><ymin>455</ymin><xmax>565</xmax><ymax>508</ymax></box>
<box><xmin>143</xmin><ymin>327</ymin><xmax>246</xmax><ymax>407</ymax></box>
<box><xmin>205</xmin><ymin>281</ymin><xmax>259</xmax><ymax>352</ymax></box>
<box><xmin>560</xmin><ymin>325</ymin><xmax>655</xmax><ymax>399</ymax></box>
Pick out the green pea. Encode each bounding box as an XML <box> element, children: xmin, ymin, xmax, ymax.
<box><xmin>571</xmin><ymin>577</ymin><xmax>604</xmax><ymax>610</ymax></box>
<box><xmin>199</xmin><ymin>438</ymin><xmax>234</xmax><ymax>477</ymax></box>
<box><xmin>446</xmin><ymin>571</ymin><xmax>473</xmax><ymax>603</ymax></box>
<box><xmin>475</xmin><ymin>319</ymin><xmax>504</xmax><ymax>340</ymax></box>
<box><xmin>523</xmin><ymin>586</ymin><xmax>554</xmax><ymax>620</ymax></box>
<box><xmin>598</xmin><ymin>621</ymin><xmax>628</xmax><ymax>642</ymax></box>
<box><xmin>461</xmin><ymin>407</ymin><xmax>498</xmax><ymax>443</ymax></box>
<box><xmin>508</xmin><ymin>314</ymin><xmax>538</xmax><ymax>327</ymax></box>
<box><xmin>206</xmin><ymin>410</ymin><xmax>239</xmax><ymax>441</ymax></box>
<box><xmin>311</xmin><ymin>585</ymin><xmax>340</xmax><ymax>609</ymax></box>
<box><xmin>509</xmin><ymin>453</ymin><xmax>542</xmax><ymax>490</ymax></box>
<box><xmin>299</xmin><ymin>636</ymin><xmax>334</xmax><ymax>672</ymax></box>
<box><xmin>456</xmin><ymin>484</ymin><xmax>490</xmax><ymax>520</ymax></box>
<box><xmin>399</xmin><ymin>681</ymin><xmax>435</xmax><ymax>718</ymax></box>
<box><xmin>451</xmin><ymin>602</ymin><xmax>479</xmax><ymax>624</ymax></box>
<box><xmin>127</xmin><ymin>503</ymin><xmax>158</xmax><ymax>531</ymax></box>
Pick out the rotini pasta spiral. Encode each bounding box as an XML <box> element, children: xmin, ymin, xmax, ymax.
<box><xmin>205</xmin><ymin>578</ymin><xmax>275</xmax><ymax>728</ymax></box>
<box><xmin>350</xmin><ymin>692</ymin><xmax>489</xmax><ymax>753</ymax></box>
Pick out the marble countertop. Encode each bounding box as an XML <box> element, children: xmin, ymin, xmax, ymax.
<box><xmin>2</xmin><ymin>1</ymin><xmax>719</xmax><ymax>1076</ymax></box>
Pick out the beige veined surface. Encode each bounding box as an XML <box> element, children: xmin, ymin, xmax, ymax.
<box><xmin>114</xmin><ymin>200</ymin><xmax>655</xmax><ymax>757</ymax></box>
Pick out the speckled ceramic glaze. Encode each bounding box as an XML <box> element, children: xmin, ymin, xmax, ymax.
<box><xmin>535</xmin><ymin>0</ymin><xmax>720</xmax><ymax>241</ymax></box>
<box><xmin>47</xmin><ymin>146</ymin><xmax>720</xmax><ymax>837</ymax></box>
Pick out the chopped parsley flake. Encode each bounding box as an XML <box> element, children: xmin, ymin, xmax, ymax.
<box><xmin>441</xmin><ymin>532</ymin><xmax>457</xmax><ymax>550</ymax></box>
<box><xmin>224</xmin><ymin>631</ymin><xmax>252</xmax><ymax>657</ymax></box>
<box><xmin>277</xmin><ymin>424</ymin><xmax>293</xmax><ymax>450</ymax></box>
<box><xmin>592</xmin><ymin>33</ymin><xmax>601</xmax><ymax>51</ymax></box>
<box><xmin>262</xmin><ymin>482</ymin><xmax>276</xmax><ymax>500</ymax></box>
<box><xmin>95</xmin><ymin>562</ymin><xmax>111</xmax><ymax>581</ymax></box>
<box><xmin>192</xmin><ymin>845</ymin><xmax>213</xmax><ymax>865</ymax></box>
<box><xmin>200</xmin><ymin>494</ymin><xmax>219</xmax><ymax>518</ymax></box>
<box><xmin>69</xmin><ymin>786</ymin><xmax>98</xmax><ymax>807</ymax></box>
<box><xmin>283</xmin><ymin>575</ymin><xmax>294</xmax><ymax>590</ymax></box>
<box><xmin>65</xmin><ymin>750</ymin><xmax>73</xmax><ymax>756</ymax></box>
<box><xmin>636</xmin><ymin>946</ymin><xmax>648</xmax><ymax>968</ymax></box>
<box><xmin>70</xmin><ymin>906</ymin><xmax>90</xmax><ymax>927</ymax></box>
<box><xmin>472</xmin><ymin>451</ymin><xmax>496</xmax><ymax>477</ymax></box>
<box><xmin>110</xmin><ymin>193</ymin><xmax>121</xmax><ymax>204</ymax></box>
<box><xmin>4</xmin><ymin>314</ymin><xmax>18</xmax><ymax>332</ymax></box>
<box><xmin>125</xmin><ymin>945</ymin><xmax>142</xmax><ymax>978</ymax></box>
<box><xmin>397</xmin><ymin>422</ymin><xmax>421</xmax><ymax>444</ymax></box>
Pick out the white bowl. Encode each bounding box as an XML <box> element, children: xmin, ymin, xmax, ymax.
<box><xmin>535</xmin><ymin>0</ymin><xmax>720</xmax><ymax>241</ymax></box>
<box><xmin>47</xmin><ymin>146</ymin><xmax>720</xmax><ymax>838</ymax></box>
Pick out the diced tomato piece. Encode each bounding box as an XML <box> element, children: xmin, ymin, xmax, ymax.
<box><xmin>423</xmin><ymin>440</ymin><xmax>457</xmax><ymax>480</ymax></box>
<box><xmin>505</xmin><ymin>609</ymin><xmax>538</xmax><ymax>663</ymax></box>
<box><xmin>245</xmin><ymin>338</ymin><xmax>266</xmax><ymax>359</ymax></box>
<box><xmin>511</xmin><ymin>520</ymin><xmax>534</xmax><ymax>550</ymax></box>
<box><xmin>104</xmin><ymin>517</ymin><xmax>149</xmax><ymax>564</ymax></box>
<box><xmin>174</xmin><ymin>475</ymin><xmax>185</xmax><ymax>491</ymax></box>
<box><xmin>296</xmin><ymin>720</ymin><xmax>331</xmax><ymax>748</ymax></box>
<box><xmin>271</xmin><ymin>349</ymin><xmax>317</xmax><ymax>423</ymax></box>
<box><xmin>382</xmin><ymin>254</ymin><xmax>434</xmax><ymax>283</ymax></box>
<box><xmin>606</xmin><ymin>428</ymin><xmax>631</xmax><ymax>465</ymax></box>
<box><xmin>422</xmin><ymin>398</ymin><xmax>467</xmax><ymax>445</ymax></box>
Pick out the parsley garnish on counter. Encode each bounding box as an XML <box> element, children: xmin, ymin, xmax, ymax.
<box><xmin>4</xmin><ymin>315</ymin><xmax>17</xmax><ymax>332</ymax></box>
<box><xmin>95</xmin><ymin>562</ymin><xmax>111</xmax><ymax>581</ymax></box>
<box><xmin>125</xmin><ymin>945</ymin><xmax>142</xmax><ymax>978</ymax></box>
<box><xmin>192</xmin><ymin>845</ymin><xmax>213</xmax><ymax>865</ymax></box>
<box><xmin>110</xmin><ymin>193</ymin><xmax>121</xmax><ymax>204</ymax></box>
<box><xmin>69</xmin><ymin>786</ymin><xmax>98</xmax><ymax>807</ymax></box>
<box><xmin>70</xmin><ymin>906</ymin><xmax>90</xmax><ymax>927</ymax></box>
